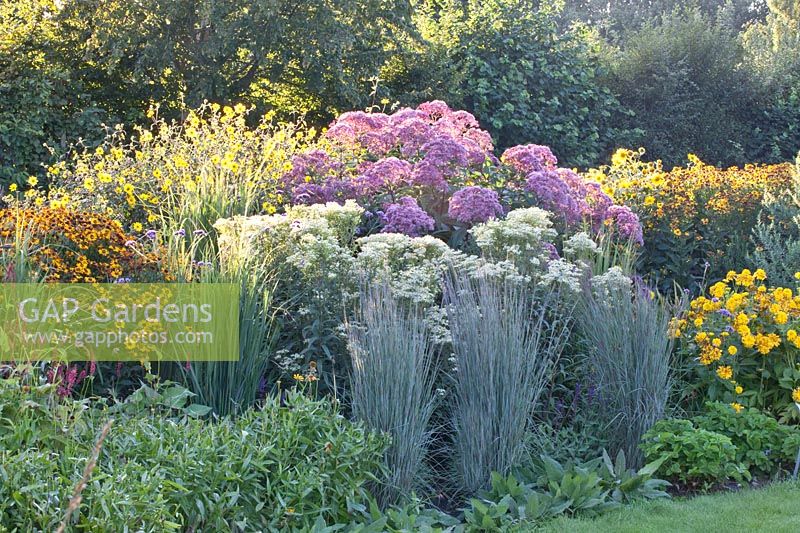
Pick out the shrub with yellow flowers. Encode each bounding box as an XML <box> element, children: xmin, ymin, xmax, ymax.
<box><xmin>43</xmin><ymin>103</ymin><xmax>306</xmax><ymax>233</ymax></box>
<box><xmin>0</xmin><ymin>207</ymin><xmax>161</xmax><ymax>283</ymax></box>
<box><xmin>674</xmin><ymin>268</ymin><xmax>800</xmax><ymax>421</ymax></box>
<box><xmin>587</xmin><ymin>149</ymin><xmax>794</xmax><ymax>291</ymax></box>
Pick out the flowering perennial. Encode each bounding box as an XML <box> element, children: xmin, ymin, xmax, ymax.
<box><xmin>676</xmin><ymin>268</ymin><xmax>800</xmax><ymax>420</ymax></box>
<box><xmin>589</xmin><ymin>149</ymin><xmax>794</xmax><ymax>288</ymax></box>
<box><xmin>282</xmin><ymin>101</ymin><xmax>639</xmax><ymax>241</ymax></box>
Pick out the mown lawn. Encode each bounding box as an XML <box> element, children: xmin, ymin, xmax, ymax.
<box><xmin>531</xmin><ymin>482</ymin><xmax>800</xmax><ymax>532</ymax></box>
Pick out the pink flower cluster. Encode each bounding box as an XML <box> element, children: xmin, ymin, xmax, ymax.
<box><xmin>501</xmin><ymin>144</ymin><xmax>640</xmax><ymax>241</ymax></box>
<box><xmin>46</xmin><ymin>361</ymin><xmax>96</xmax><ymax>397</ymax></box>
<box><xmin>448</xmin><ymin>186</ymin><xmax>504</xmax><ymax>225</ymax></box>
<box><xmin>280</xmin><ymin>101</ymin><xmax>643</xmax><ymax>243</ymax></box>
<box><xmin>380</xmin><ymin>197</ymin><xmax>435</xmax><ymax>237</ymax></box>
<box><xmin>604</xmin><ymin>205</ymin><xmax>644</xmax><ymax>245</ymax></box>
<box><xmin>282</xmin><ymin>101</ymin><xmax>495</xmax><ymax>204</ymax></box>
<box><xmin>501</xmin><ymin>144</ymin><xmax>558</xmax><ymax>173</ymax></box>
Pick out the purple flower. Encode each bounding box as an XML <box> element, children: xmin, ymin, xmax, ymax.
<box><xmin>193</xmin><ymin>229</ymin><xmax>208</xmax><ymax>237</ymax></box>
<box><xmin>604</xmin><ymin>205</ymin><xmax>644</xmax><ymax>246</ymax></box>
<box><xmin>174</xmin><ymin>228</ymin><xmax>186</xmax><ymax>237</ymax></box>
<box><xmin>389</xmin><ymin>107</ymin><xmax>426</xmax><ymax>125</ymax></box>
<box><xmin>324</xmin><ymin>122</ymin><xmax>357</xmax><ymax>145</ymax></box>
<box><xmin>544</xmin><ymin>242</ymin><xmax>560</xmax><ymax>260</ymax></box>
<box><xmin>420</xmin><ymin>136</ymin><xmax>470</xmax><ymax>170</ymax></box>
<box><xmin>396</xmin><ymin>118</ymin><xmax>435</xmax><ymax>157</ymax></box>
<box><xmin>417</xmin><ymin>100</ymin><xmax>452</xmax><ymax>120</ymax></box>
<box><xmin>718</xmin><ymin>309</ymin><xmax>733</xmax><ymax>318</ymax></box>
<box><xmin>356</xmin><ymin>157</ymin><xmax>413</xmax><ymax>195</ymax></box>
<box><xmin>124</xmin><ymin>240</ymin><xmax>137</xmax><ymax>248</ymax></box>
<box><xmin>361</xmin><ymin>131</ymin><xmax>397</xmax><ymax>156</ymax></box>
<box><xmin>411</xmin><ymin>160</ymin><xmax>448</xmax><ymax>190</ymax></box>
<box><xmin>333</xmin><ymin>111</ymin><xmax>389</xmax><ymax>135</ymax></box>
<box><xmin>525</xmin><ymin>170</ymin><xmax>585</xmax><ymax>224</ymax></box>
<box><xmin>380</xmin><ymin>196</ymin><xmax>435</xmax><ymax>237</ymax></box>
<box><xmin>501</xmin><ymin>144</ymin><xmax>558</xmax><ymax>174</ymax></box>
<box><xmin>114</xmin><ymin>277</ymin><xmax>132</xmax><ymax>283</ymax></box>
<box><xmin>584</xmin><ymin>182</ymin><xmax>614</xmax><ymax>225</ymax></box>
<box><xmin>291</xmin><ymin>183</ymin><xmax>333</xmax><ymax>205</ymax></box>
<box><xmin>448</xmin><ymin>186</ymin><xmax>504</xmax><ymax>225</ymax></box>
<box><xmin>145</xmin><ymin>229</ymin><xmax>157</xmax><ymax>240</ymax></box>
<box><xmin>282</xmin><ymin>150</ymin><xmax>343</xmax><ymax>188</ymax></box>
<box><xmin>464</xmin><ymin>128</ymin><xmax>494</xmax><ymax>153</ymax></box>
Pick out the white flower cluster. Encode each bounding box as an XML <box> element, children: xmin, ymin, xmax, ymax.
<box><xmin>563</xmin><ymin>231</ymin><xmax>600</xmax><ymax>260</ymax></box>
<box><xmin>539</xmin><ymin>258</ymin><xmax>583</xmax><ymax>294</ymax></box>
<box><xmin>285</xmin><ymin>200</ymin><xmax>363</xmax><ymax>243</ymax></box>
<box><xmin>470</xmin><ymin>207</ymin><xmax>558</xmax><ymax>275</ymax></box>
<box><xmin>590</xmin><ymin>266</ymin><xmax>633</xmax><ymax>301</ymax></box>
<box><xmin>356</xmin><ymin>233</ymin><xmax>451</xmax><ymax>306</ymax></box>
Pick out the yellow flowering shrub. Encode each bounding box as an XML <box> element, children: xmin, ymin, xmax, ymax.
<box><xmin>44</xmin><ymin>103</ymin><xmax>306</xmax><ymax>232</ymax></box>
<box><xmin>675</xmin><ymin>268</ymin><xmax>800</xmax><ymax>420</ymax></box>
<box><xmin>587</xmin><ymin>149</ymin><xmax>794</xmax><ymax>290</ymax></box>
<box><xmin>0</xmin><ymin>207</ymin><xmax>161</xmax><ymax>283</ymax></box>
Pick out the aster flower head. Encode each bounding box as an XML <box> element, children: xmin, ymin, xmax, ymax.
<box><xmin>380</xmin><ymin>196</ymin><xmax>435</xmax><ymax>237</ymax></box>
<box><xmin>357</xmin><ymin>157</ymin><xmax>413</xmax><ymax>195</ymax></box>
<box><xmin>417</xmin><ymin>100</ymin><xmax>452</xmax><ymax>120</ymax></box>
<box><xmin>420</xmin><ymin>136</ymin><xmax>470</xmax><ymax>170</ymax></box>
<box><xmin>604</xmin><ymin>205</ymin><xmax>644</xmax><ymax>246</ymax></box>
<box><xmin>525</xmin><ymin>170</ymin><xmax>585</xmax><ymax>224</ymax></box>
<box><xmin>501</xmin><ymin>144</ymin><xmax>558</xmax><ymax>174</ymax></box>
<box><xmin>448</xmin><ymin>186</ymin><xmax>504</xmax><ymax>225</ymax></box>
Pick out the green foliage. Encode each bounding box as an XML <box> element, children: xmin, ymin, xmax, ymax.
<box><xmin>750</xmin><ymin>158</ymin><xmax>800</xmax><ymax>287</ymax></box>
<box><xmin>560</xmin><ymin>0</ymin><xmax>767</xmax><ymax>37</ymax></box>
<box><xmin>56</xmin><ymin>0</ymin><xmax>411</xmax><ymax>115</ymax></box>
<box><xmin>0</xmin><ymin>0</ymin><xmax>411</xmax><ymax>189</ymax></box>
<box><xmin>463</xmin><ymin>451</ymin><xmax>669</xmax><ymax>530</ymax></box>
<box><xmin>0</xmin><ymin>370</ymin><xmax>88</xmax><ymax>451</ymax></box>
<box><xmin>384</xmin><ymin>0</ymin><xmax>636</xmax><ymax>167</ymax></box>
<box><xmin>599</xmin><ymin>449</ymin><xmax>671</xmax><ymax>504</ymax></box>
<box><xmin>0</xmin><ymin>1</ymin><xmax>111</xmax><ymax>187</ymax></box>
<box><xmin>179</xmin><ymin>249</ymin><xmax>280</xmax><ymax>417</ymax></box>
<box><xmin>640</xmin><ymin>418</ymin><xmax>748</xmax><ymax>487</ymax></box>
<box><xmin>109</xmin><ymin>381</ymin><xmax>213</xmax><ymax>419</ymax></box>
<box><xmin>692</xmin><ymin>402</ymin><xmax>800</xmax><ymax>477</ymax></box>
<box><xmin>542</xmin><ymin>481</ymin><xmax>800</xmax><ymax>532</ymax></box>
<box><xmin>532</xmin><ymin>408</ymin><xmax>611</xmax><ymax>467</ymax></box>
<box><xmin>606</xmin><ymin>7</ymin><xmax>759</xmax><ymax>168</ymax></box>
<box><xmin>0</xmin><ymin>384</ymin><xmax>389</xmax><ymax>531</ymax></box>
<box><xmin>329</xmin><ymin>497</ymin><xmax>460</xmax><ymax>532</ymax></box>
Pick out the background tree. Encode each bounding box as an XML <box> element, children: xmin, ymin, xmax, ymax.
<box><xmin>0</xmin><ymin>0</ymin><xmax>413</xmax><ymax>187</ymax></box>
<box><xmin>605</xmin><ymin>6</ymin><xmax>761</xmax><ymax>167</ymax></box>
<box><xmin>382</xmin><ymin>0</ymin><xmax>637</xmax><ymax>166</ymax></box>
